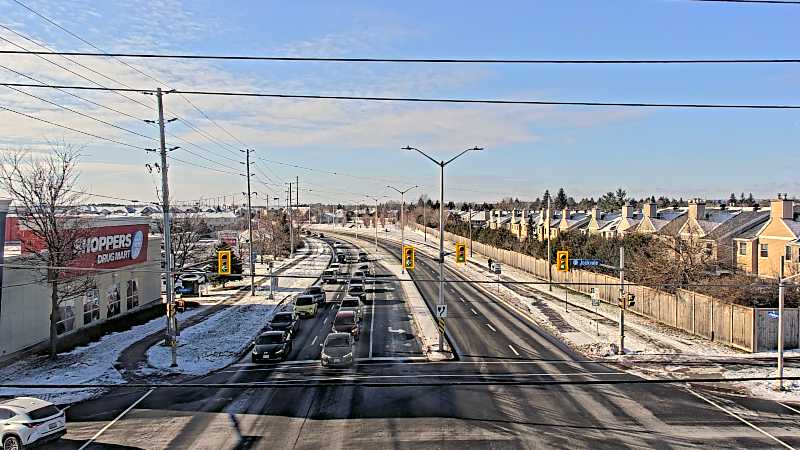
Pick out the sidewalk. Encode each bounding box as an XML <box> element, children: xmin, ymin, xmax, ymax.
<box><xmin>325</xmin><ymin>228</ymin><xmax>450</xmax><ymax>361</ymax></box>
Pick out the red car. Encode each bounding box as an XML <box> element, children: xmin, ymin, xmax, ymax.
<box><xmin>331</xmin><ymin>310</ymin><xmax>360</xmax><ymax>340</ymax></box>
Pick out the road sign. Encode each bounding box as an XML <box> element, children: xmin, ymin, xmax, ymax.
<box><xmin>492</xmin><ymin>263</ymin><xmax>501</xmax><ymax>274</ymax></box>
<box><xmin>437</xmin><ymin>318</ymin><xmax>445</xmax><ymax>333</ymax></box>
<box><xmin>571</xmin><ymin>259</ymin><xmax>601</xmax><ymax>268</ymax></box>
<box><xmin>591</xmin><ymin>298</ymin><xmax>601</xmax><ymax>307</ymax></box>
<box><xmin>436</xmin><ymin>304</ymin><xmax>448</xmax><ymax>318</ymax></box>
<box><xmin>217</xmin><ymin>250</ymin><xmax>232</xmax><ymax>275</ymax></box>
<box><xmin>556</xmin><ymin>250</ymin><xmax>569</xmax><ymax>272</ymax></box>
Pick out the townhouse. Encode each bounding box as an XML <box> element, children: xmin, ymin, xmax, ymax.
<box><xmin>735</xmin><ymin>195</ymin><xmax>800</xmax><ymax>278</ymax></box>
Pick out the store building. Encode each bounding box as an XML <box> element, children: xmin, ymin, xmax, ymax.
<box><xmin>0</xmin><ymin>217</ymin><xmax>162</xmax><ymax>359</ymax></box>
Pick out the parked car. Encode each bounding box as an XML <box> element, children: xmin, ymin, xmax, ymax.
<box><xmin>304</xmin><ymin>285</ymin><xmax>326</xmax><ymax>304</ymax></box>
<box><xmin>267</xmin><ymin>311</ymin><xmax>300</xmax><ymax>336</ymax></box>
<box><xmin>339</xmin><ymin>296</ymin><xmax>364</xmax><ymax>321</ymax></box>
<box><xmin>331</xmin><ymin>310</ymin><xmax>360</xmax><ymax>340</ymax></box>
<box><xmin>358</xmin><ymin>251</ymin><xmax>368</xmax><ymax>262</ymax></box>
<box><xmin>0</xmin><ymin>397</ymin><xmax>66</xmax><ymax>449</ymax></box>
<box><xmin>294</xmin><ymin>295</ymin><xmax>318</xmax><ymax>318</ymax></box>
<box><xmin>251</xmin><ymin>331</ymin><xmax>292</xmax><ymax>362</ymax></box>
<box><xmin>322</xmin><ymin>269</ymin><xmax>338</xmax><ymax>284</ymax></box>
<box><xmin>347</xmin><ymin>282</ymin><xmax>366</xmax><ymax>300</ymax></box>
<box><xmin>320</xmin><ymin>332</ymin><xmax>355</xmax><ymax>368</ymax></box>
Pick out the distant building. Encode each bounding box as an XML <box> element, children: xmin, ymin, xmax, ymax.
<box><xmin>735</xmin><ymin>195</ymin><xmax>800</xmax><ymax>278</ymax></box>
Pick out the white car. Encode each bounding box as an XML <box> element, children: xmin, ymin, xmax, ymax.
<box><xmin>0</xmin><ymin>397</ymin><xmax>66</xmax><ymax>449</ymax></box>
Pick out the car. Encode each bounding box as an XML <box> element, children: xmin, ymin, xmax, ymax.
<box><xmin>351</xmin><ymin>270</ymin><xmax>367</xmax><ymax>283</ymax></box>
<box><xmin>331</xmin><ymin>310</ymin><xmax>360</xmax><ymax>340</ymax></box>
<box><xmin>346</xmin><ymin>254</ymin><xmax>359</xmax><ymax>264</ymax></box>
<box><xmin>319</xmin><ymin>233</ymin><xmax>325</xmax><ymax>238</ymax></box>
<box><xmin>356</xmin><ymin>263</ymin><xmax>372</xmax><ymax>275</ymax></box>
<box><xmin>294</xmin><ymin>295</ymin><xmax>318</xmax><ymax>318</ymax></box>
<box><xmin>304</xmin><ymin>285</ymin><xmax>326</xmax><ymax>304</ymax></box>
<box><xmin>320</xmin><ymin>332</ymin><xmax>356</xmax><ymax>368</ymax></box>
<box><xmin>251</xmin><ymin>331</ymin><xmax>292</xmax><ymax>362</ymax></box>
<box><xmin>347</xmin><ymin>282</ymin><xmax>366</xmax><ymax>300</ymax></box>
<box><xmin>339</xmin><ymin>296</ymin><xmax>364</xmax><ymax>320</ymax></box>
<box><xmin>358</xmin><ymin>251</ymin><xmax>368</xmax><ymax>262</ymax></box>
<box><xmin>329</xmin><ymin>262</ymin><xmax>341</xmax><ymax>272</ymax></box>
<box><xmin>322</xmin><ymin>269</ymin><xmax>338</xmax><ymax>284</ymax></box>
<box><xmin>337</xmin><ymin>252</ymin><xmax>347</xmax><ymax>263</ymax></box>
<box><xmin>0</xmin><ymin>397</ymin><xmax>66</xmax><ymax>449</ymax></box>
<box><xmin>267</xmin><ymin>311</ymin><xmax>300</xmax><ymax>336</ymax></box>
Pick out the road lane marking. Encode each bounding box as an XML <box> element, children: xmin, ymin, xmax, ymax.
<box><xmin>78</xmin><ymin>388</ymin><xmax>155</xmax><ymax>450</ymax></box>
<box><xmin>323</xmin><ymin>317</ymin><xmax>328</xmax><ymax>324</ymax></box>
<box><xmin>311</xmin><ymin>335</ymin><xmax>318</xmax><ymax>347</ymax></box>
<box><xmin>687</xmin><ymin>389</ymin><xmax>793</xmax><ymax>449</ymax></box>
<box><xmin>470</xmin><ymin>308</ymin><xmax>478</xmax><ymax>316</ymax></box>
<box><xmin>508</xmin><ymin>345</ymin><xmax>520</xmax><ymax>356</ymax></box>
<box><xmin>779</xmin><ymin>402</ymin><xmax>800</xmax><ymax>415</ymax></box>
<box><xmin>459</xmin><ymin>298</ymin><xmax>465</xmax><ymax>303</ymax></box>
<box><xmin>486</xmin><ymin>323</ymin><xmax>497</xmax><ymax>332</ymax></box>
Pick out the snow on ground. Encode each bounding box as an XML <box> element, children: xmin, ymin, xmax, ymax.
<box><xmin>0</xmin><ymin>306</ymin><xmax>206</xmax><ymax>405</ymax></box>
<box><xmin>326</xmin><ymin>225</ymin><xmax>800</xmax><ymax>402</ymax></box>
<box><xmin>143</xmin><ymin>239</ymin><xmax>330</xmax><ymax>376</ymax></box>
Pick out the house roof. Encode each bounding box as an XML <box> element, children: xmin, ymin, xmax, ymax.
<box><xmin>704</xmin><ymin>210</ymin><xmax>769</xmax><ymax>240</ymax></box>
<box><xmin>597</xmin><ymin>216</ymin><xmax>622</xmax><ymax>232</ymax></box>
<box><xmin>733</xmin><ymin>222</ymin><xmax>762</xmax><ymax>240</ymax></box>
<box><xmin>657</xmin><ymin>214</ymin><xmax>689</xmax><ymax>237</ymax></box>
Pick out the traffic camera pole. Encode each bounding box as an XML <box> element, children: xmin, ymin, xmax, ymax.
<box><xmin>156</xmin><ymin>87</ymin><xmax>177</xmax><ymax>367</ymax></box>
<box><xmin>243</xmin><ymin>149</ymin><xmax>255</xmax><ymax>296</ymax></box>
<box><xmin>618</xmin><ymin>246</ymin><xmax>625</xmax><ymax>355</ymax></box>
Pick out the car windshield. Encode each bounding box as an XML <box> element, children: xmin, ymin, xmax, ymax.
<box><xmin>272</xmin><ymin>313</ymin><xmax>293</xmax><ymax>323</ymax></box>
<box><xmin>325</xmin><ymin>335</ymin><xmax>351</xmax><ymax>348</ymax></box>
<box><xmin>295</xmin><ymin>296</ymin><xmax>313</xmax><ymax>306</ymax></box>
<box><xmin>256</xmin><ymin>334</ymin><xmax>283</xmax><ymax>345</ymax></box>
<box><xmin>335</xmin><ymin>314</ymin><xmax>356</xmax><ymax>326</ymax></box>
<box><xmin>349</xmin><ymin>286</ymin><xmax>363</xmax><ymax>292</ymax></box>
<box><xmin>341</xmin><ymin>299</ymin><xmax>359</xmax><ymax>308</ymax></box>
<box><xmin>306</xmin><ymin>287</ymin><xmax>322</xmax><ymax>294</ymax></box>
<box><xmin>28</xmin><ymin>405</ymin><xmax>60</xmax><ymax>420</ymax></box>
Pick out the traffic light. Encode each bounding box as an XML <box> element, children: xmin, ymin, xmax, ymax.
<box><xmin>218</xmin><ymin>250</ymin><xmax>232</xmax><ymax>275</ymax></box>
<box><xmin>455</xmin><ymin>243</ymin><xmax>466</xmax><ymax>264</ymax></box>
<box><xmin>556</xmin><ymin>250</ymin><xmax>569</xmax><ymax>272</ymax></box>
<box><xmin>402</xmin><ymin>245</ymin><xmax>415</xmax><ymax>270</ymax></box>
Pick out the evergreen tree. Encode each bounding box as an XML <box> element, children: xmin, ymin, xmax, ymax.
<box><xmin>729</xmin><ymin>193</ymin><xmax>736</xmax><ymax>205</ymax></box>
<box><xmin>542</xmin><ymin>189</ymin><xmax>551</xmax><ymax>208</ymax></box>
<box><xmin>554</xmin><ymin>187</ymin><xmax>568</xmax><ymax>210</ymax></box>
<box><xmin>746</xmin><ymin>193</ymin><xmax>755</xmax><ymax>206</ymax></box>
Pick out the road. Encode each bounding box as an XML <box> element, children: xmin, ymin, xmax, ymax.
<box><xmin>39</xmin><ymin>231</ymin><xmax>800</xmax><ymax>449</ymax></box>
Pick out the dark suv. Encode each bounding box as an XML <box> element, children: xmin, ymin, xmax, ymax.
<box><xmin>267</xmin><ymin>312</ymin><xmax>300</xmax><ymax>336</ymax></box>
<box><xmin>251</xmin><ymin>331</ymin><xmax>292</xmax><ymax>362</ymax></box>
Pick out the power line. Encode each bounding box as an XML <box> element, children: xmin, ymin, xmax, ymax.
<box><xmin>3</xmin><ymin>49</ymin><xmax>800</xmax><ymax>63</ymax></box>
<box><xmin>0</xmin><ymin>104</ymin><xmax>148</xmax><ymax>151</ymax></box>
<box><xmin>167</xmin><ymin>154</ymin><xmax>242</xmax><ymax>176</ymax></box>
<box><xmin>3</xmin><ymin>82</ymin><xmax>798</xmax><ymax>109</ymax></box>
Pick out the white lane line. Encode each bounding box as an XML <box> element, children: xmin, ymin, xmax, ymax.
<box><xmin>508</xmin><ymin>345</ymin><xmax>520</xmax><ymax>356</ymax></box>
<box><xmin>369</xmin><ymin>284</ymin><xmax>376</xmax><ymax>359</ymax></box>
<box><xmin>687</xmin><ymin>389</ymin><xmax>794</xmax><ymax>450</ymax></box>
<box><xmin>470</xmin><ymin>308</ymin><xmax>478</xmax><ymax>316</ymax></box>
<box><xmin>459</xmin><ymin>298</ymin><xmax>465</xmax><ymax>303</ymax></box>
<box><xmin>311</xmin><ymin>335</ymin><xmax>318</xmax><ymax>347</ymax></box>
<box><xmin>779</xmin><ymin>402</ymin><xmax>800</xmax><ymax>415</ymax></box>
<box><xmin>486</xmin><ymin>323</ymin><xmax>497</xmax><ymax>332</ymax></box>
<box><xmin>78</xmin><ymin>388</ymin><xmax>155</xmax><ymax>450</ymax></box>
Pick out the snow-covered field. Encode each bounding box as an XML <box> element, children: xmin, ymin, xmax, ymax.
<box><xmin>0</xmin><ymin>306</ymin><xmax>206</xmax><ymax>405</ymax></box>
<box><xmin>143</xmin><ymin>239</ymin><xmax>330</xmax><ymax>376</ymax></box>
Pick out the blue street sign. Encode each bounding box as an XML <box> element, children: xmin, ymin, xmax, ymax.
<box><xmin>767</xmin><ymin>311</ymin><xmax>779</xmax><ymax>319</ymax></box>
<box><xmin>570</xmin><ymin>259</ymin><xmax>601</xmax><ymax>267</ymax></box>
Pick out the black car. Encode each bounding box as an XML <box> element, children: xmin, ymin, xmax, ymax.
<box><xmin>347</xmin><ymin>283</ymin><xmax>366</xmax><ymax>300</ymax></box>
<box><xmin>337</xmin><ymin>252</ymin><xmax>346</xmax><ymax>263</ymax></box>
<box><xmin>267</xmin><ymin>312</ymin><xmax>300</xmax><ymax>336</ymax></box>
<box><xmin>304</xmin><ymin>285</ymin><xmax>326</xmax><ymax>304</ymax></box>
<box><xmin>251</xmin><ymin>331</ymin><xmax>292</xmax><ymax>362</ymax></box>
<box><xmin>358</xmin><ymin>251</ymin><xmax>368</xmax><ymax>262</ymax></box>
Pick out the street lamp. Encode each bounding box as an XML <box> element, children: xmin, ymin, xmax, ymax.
<box><xmin>403</xmin><ymin>145</ymin><xmax>483</xmax><ymax>351</ymax></box>
<box><xmin>387</xmin><ymin>185</ymin><xmax>418</xmax><ymax>273</ymax></box>
<box><xmin>365</xmin><ymin>194</ymin><xmax>387</xmax><ymax>252</ymax></box>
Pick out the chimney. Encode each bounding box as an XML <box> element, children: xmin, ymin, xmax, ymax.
<box><xmin>591</xmin><ymin>207</ymin><xmax>600</xmax><ymax>222</ymax></box>
<box><xmin>643</xmin><ymin>200</ymin><xmax>657</xmax><ymax>218</ymax></box>
<box><xmin>688</xmin><ymin>198</ymin><xmax>706</xmax><ymax>220</ymax></box>
<box><xmin>771</xmin><ymin>194</ymin><xmax>793</xmax><ymax>220</ymax></box>
<box><xmin>562</xmin><ymin>207</ymin><xmax>569</xmax><ymax>220</ymax></box>
<box><xmin>622</xmin><ymin>202</ymin><xmax>634</xmax><ymax>219</ymax></box>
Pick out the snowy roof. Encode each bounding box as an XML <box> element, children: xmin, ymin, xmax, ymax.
<box><xmin>704</xmin><ymin>210</ymin><xmax>769</xmax><ymax>240</ymax></box>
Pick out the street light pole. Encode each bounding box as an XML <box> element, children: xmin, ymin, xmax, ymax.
<box><xmin>241</xmin><ymin>149</ymin><xmax>256</xmax><ymax>296</ymax></box>
<box><xmin>403</xmin><ymin>146</ymin><xmax>483</xmax><ymax>351</ymax></box>
<box><xmin>387</xmin><ymin>185</ymin><xmax>418</xmax><ymax>273</ymax></box>
<box><xmin>365</xmin><ymin>194</ymin><xmax>386</xmax><ymax>252</ymax></box>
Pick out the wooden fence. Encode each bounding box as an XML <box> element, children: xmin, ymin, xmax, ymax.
<box><xmin>411</xmin><ymin>223</ymin><xmax>799</xmax><ymax>352</ymax></box>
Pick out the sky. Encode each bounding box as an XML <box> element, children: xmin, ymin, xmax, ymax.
<box><xmin>0</xmin><ymin>0</ymin><xmax>799</xmax><ymax>206</ymax></box>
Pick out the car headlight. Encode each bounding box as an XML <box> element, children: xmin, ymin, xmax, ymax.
<box><xmin>252</xmin><ymin>349</ymin><xmax>259</xmax><ymax>355</ymax></box>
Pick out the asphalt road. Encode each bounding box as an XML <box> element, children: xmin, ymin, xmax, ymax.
<box><xmin>37</xmin><ymin>232</ymin><xmax>800</xmax><ymax>449</ymax></box>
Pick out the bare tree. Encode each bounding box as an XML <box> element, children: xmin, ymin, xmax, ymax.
<box><xmin>158</xmin><ymin>212</ymin><xmax>208</xmax><ymax>271</ymax></box>
<box><xmin>0</xmin><ymin>144</ymin><xmax>94</xmax><ymax>358</ymax></box>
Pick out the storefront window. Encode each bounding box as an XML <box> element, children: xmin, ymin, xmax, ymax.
<box><xmin>83</xmin><ymin>288</ymin><xmax>100</xmax><ymax>325</ymax></box>
<box><xmin>56</xmin><ymin>298</ymin><xmax>75</xmax><ymax>335</ymax></box>
<box><xmin>126</xmin><ymin>279</ymin><xmax>139</xmax><ymax>310</ymax></box>
<box><xmin>107</xmin><ymin>284</ymin><xmax>121</xmax><ymax>318</ymax></box>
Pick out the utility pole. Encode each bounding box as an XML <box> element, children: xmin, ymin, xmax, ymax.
<box><xmin>618</xmin><ymin>246</ymin><xmax>625</xmax><ymax>355</ymax></box>
<box><xmin>365</xmin><ymin>195</ymin><xmax>386</xmax><ymax>252</ymax></box>
<box><xmin>778</xmin><ymin>255</ymin><xmax>785</xmax><ymax>390</ymax></box>
<box><xmin>287</xmin><ymin>182</ymin><xmax>294</xmax><ymax>258</ymax></box>
<box><xmin>469</xmin><ymin>204</ymin><xmax>473</xmax><ymax>258</ymax></box>
<box><xmin>423</xmin><ymin>201</ymin><xmax>427</xmax><ymax>242</ymax></box>
<box><xmin>404</xmin><ymin>146</ymin><xmax>483</xmax><ymax>351</ymax></box>
<box><xmin>387</xmin><ymin>185</ymin><xmax>417</xmax><ymax>273</ymax></box>
<box><xmin>547</xmin><ymin>196</ymin><xmax>552</xmax><ymax>292</ymax></box>
<box><xmin>155</xmin><ymin>87</ymin><xmax>178</xmax><ymax>367</ymax></box>
<box><xmin>241</xmin><ymin>149</ymin><xmax>255</xmax><ymax>296</ymax></box>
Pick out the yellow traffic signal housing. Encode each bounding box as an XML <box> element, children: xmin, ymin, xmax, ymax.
<box><xmin>455</xmin><ymin>243</ymin><xmax>466</xmax><ymax>264</ymax></box>
<box><xmin>556</xmin><ymin>250</ymin><xmax>569</xmax><ymax>272</ymax></box>
<box><xmin>218</xmin><ymin>250</ymin><xmax>232</xmax><ymax>275</ymax></box>
<box><xmin>402</xmin><ymin>245</ymin><xmax>415</xmax><ymax>270</ymax></box>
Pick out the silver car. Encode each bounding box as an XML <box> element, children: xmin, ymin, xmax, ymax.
<box><xmin>321</xmin><ymin>332</ymin><xmax>356</xmax><ymax>368</ymax></box>
<box><xmin>0</xmin><ymin>397</ymin><xmax>66</xmax><ymax>449</ymax></box>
